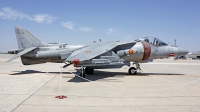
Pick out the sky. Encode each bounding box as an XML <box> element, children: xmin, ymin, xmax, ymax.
<box><xmin>0</xmin><ymin>0</ymin><xmax>200</xmax><ymax>53</ymax></box>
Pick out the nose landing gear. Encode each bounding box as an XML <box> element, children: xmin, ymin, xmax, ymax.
<box><xmin>128</xmin><ymin>67</ymin><xmax>137</xmax><ymax>75</ymax></box>
<box><xmin>128</xmin><ymin>62</ymin><xmax>141</xmax><ymax>75</ymax></box>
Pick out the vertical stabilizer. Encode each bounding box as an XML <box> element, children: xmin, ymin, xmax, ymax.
<box><xmin>14</xmin><ymin>26</ymin><xmax>47</xmax><ymax>49</ymax></box>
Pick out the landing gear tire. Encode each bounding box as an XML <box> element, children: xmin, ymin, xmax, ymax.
<box><xmin>85</xmin><ymin>67</ymin><xmax>94</xmax><ymax>74</ymax></box>
<box><xmin>128</xmin><ymin>67</ymin><xmax>137</xmax><ymax>75</ymax></box>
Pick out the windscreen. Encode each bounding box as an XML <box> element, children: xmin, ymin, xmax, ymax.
<box><xmin>141</xmin><ymin>37</ymin><xmax>168</xmax><ymax>46</ymax></box>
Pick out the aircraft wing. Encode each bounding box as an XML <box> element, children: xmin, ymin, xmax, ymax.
<box><xmin>66</xmin><ymin>41</ymin><xmax>136</xmax><ymax>62</ymax></box>
<box><xmin>7</xmin><ymin>47</ymin><xmax>37</xmax><ymax>62</ymax></box>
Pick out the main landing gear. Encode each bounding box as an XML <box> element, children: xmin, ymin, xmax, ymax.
<box><xmin>128</xmin><ymin>62</ymin><xmax>141</xmax><ymax>75</ymax></box>
<box><xmin>85</xmin><ymin>67</ymin><xmax>94</xmax><ymax>74</ymax></box>
<box><xmin>79</xmin><ymin>67</ymin><xmax>94</xmax><ymax>78</ymax></box>
<box><xmin>80</xmin><ymin>68</ymin><xmax>86</xmax><ymax>78</ymax></box>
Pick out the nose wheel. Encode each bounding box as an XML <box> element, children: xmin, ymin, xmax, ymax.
<box><xmin>128</xmin><ymin>67</ymin><xmax>137</xmax><ymax>75</ymax></box>
<box><xmin>128</xmin><ymin>62</ymin><xmax>141</xmax><ymax>75</ymax></box>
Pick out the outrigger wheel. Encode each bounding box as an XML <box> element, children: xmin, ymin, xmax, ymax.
<box><xmin>128</xmin><ymin>67</ymin><xmax>137</xmax><ymax>75</ymax></box>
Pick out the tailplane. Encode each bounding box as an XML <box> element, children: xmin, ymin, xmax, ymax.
<box><xmin>14</xmin><ymin>26</ymin><xmax>47</xmax><ymax>49</ymax></box>
<box><xmin>7</xmin><ymin>26</ymin><xmax>48</xmax><ymax>62</ymax></box>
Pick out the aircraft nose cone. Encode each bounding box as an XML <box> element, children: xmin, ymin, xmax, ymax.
<box><xmin>179</xmin><ymin>48</ymin><xmax>189</xmax><ymax>56</ymax></box>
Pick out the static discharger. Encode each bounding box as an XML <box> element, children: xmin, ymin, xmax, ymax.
<box><xmin>129</xmin><ymin>49</ymin><xmax>134</xmax><ymax>54</ymax></box>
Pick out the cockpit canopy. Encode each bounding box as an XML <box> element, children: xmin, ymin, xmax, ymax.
<box><xmin>139</xmin><ymin>37</ymin><xmax>168</xmax><ymax>46</ymax></box>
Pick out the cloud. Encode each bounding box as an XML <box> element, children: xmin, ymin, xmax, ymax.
<box><xmin>106</xmin><ymin>28</ymin><xmax>119</xmax><ymax>36</ymax></box>
<box><xmin>79</xmin><ymin>27</ymin><xmax>93</xmax><ymax>32</ymax></box>
<box><xmin>61</xmin><ymin>22</ymin><xmax>93</xmax><ymax>32</ymax></box>
<box><xmin>61</xmin><ymin>21</ymin><xmax>74</xmax><ymax>30</ymax></box>
<box><xmin>0</xmin><ymin>7</ymin><xmax>30</xmax><ymax>20</ymax></box>
<box><xmin>31</xmin><ymin>14</ymin><xmax>56</xmax><ymax>24</ymax></box>
<box><xmin>0</xmin><ymin>7</ymin><xmax>56</xmax><ymax>23</ymax></box>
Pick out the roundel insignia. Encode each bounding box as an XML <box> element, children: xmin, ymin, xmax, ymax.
<box><xmin>86</xmin><ymin>50</ymin><xmax>92</xmax><ymax>54</ymax></box>
<box><xmin>129</xmin><ymin>49</ymin><xmax>134</xmax><ymax>54</ymax></box>
<box><xmin>169</xmin><ymin>53</ymin><xmax>175</xmax><ymax>57</ymax></box>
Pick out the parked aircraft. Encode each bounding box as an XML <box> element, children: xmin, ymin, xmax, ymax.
<box><xmin>7</xmin><ymin>26</ymin><xmax>188</xmax><ymax>77</ymax></box>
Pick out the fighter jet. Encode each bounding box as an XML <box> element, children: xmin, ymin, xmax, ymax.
<box><xmin>7</xmin><ymin>26</ymin><xmax>188</xmax><ymax>77</ymax></box>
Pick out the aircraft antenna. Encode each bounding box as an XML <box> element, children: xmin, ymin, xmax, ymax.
<box><xmin>174</xmin><ymin>39</ymin><xmax>176</xmax><ymax>46</ymax></box>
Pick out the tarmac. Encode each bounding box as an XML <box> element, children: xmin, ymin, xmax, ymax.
<box><xmin>0</xmin><ymin>54</ymin><xmax>200</xmax><ymax>112</ymax></box>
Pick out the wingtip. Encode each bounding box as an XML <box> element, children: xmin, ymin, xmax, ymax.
<box><xmin>14</xmin><ymin>25</ymin><xmax>24</xmax><ymax>29</ymax></box>
<box><xmin>6</xmin><ymin>59</ymin><xmax>12</xmax><ymax>62</ymax></box>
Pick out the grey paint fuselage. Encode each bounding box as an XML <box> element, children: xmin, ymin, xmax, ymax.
<box><xmin>8</xmin><ymin>26</ymin><xmax>189</xmax><ymax>70</ymax></box>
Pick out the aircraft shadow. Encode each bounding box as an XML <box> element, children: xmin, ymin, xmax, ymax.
<box><xmin>67</xmin><ymin>70</ymin><xmax>126</xmax><ymax>83</ymax></box>
<box><xmin>67</xmin><ymin>71</ymin><xmax>185</xmax><ymax>83</ymax></box>
<box><xmin>10</xmin><ymin>70</ymin><xmax>185</xmax><ymax>83</ymax></box>
<box><xmin>140</xmin><ymin>73</ymin><xmax>185</xmax><ymax>76</ymax></box>
<box><xmin>10</xmin><ymin>70</ymin><xmax>70</xmax><ymax>75</ymax></box>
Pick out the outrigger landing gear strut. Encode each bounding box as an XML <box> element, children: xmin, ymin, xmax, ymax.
<box><xmin>79</xmin><ymin>66</ymin><xmax>86</xmax><ymax>78</ymax></box>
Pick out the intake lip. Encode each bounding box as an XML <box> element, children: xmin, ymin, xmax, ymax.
<box><xmin>142</xmin><ymin>42</ymin><xmax>151</xmax><ymax>61</ymax></box>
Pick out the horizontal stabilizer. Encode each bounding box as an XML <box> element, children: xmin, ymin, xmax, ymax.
<box><xmin>7</xmin><ymin>47</ymin><xmax>37</xmax><ymax>62</ymax></box>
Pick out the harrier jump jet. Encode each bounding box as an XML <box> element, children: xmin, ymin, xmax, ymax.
<box><xmin>8</xmin><ymin>26</ymin><xmax>188</xmax><ymax>77</ymax></box>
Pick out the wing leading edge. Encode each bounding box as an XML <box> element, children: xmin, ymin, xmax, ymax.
<box><xmin>65</xmin><ymin>41</ymin><xmax>136</xmax><ymax>62</ymax></box>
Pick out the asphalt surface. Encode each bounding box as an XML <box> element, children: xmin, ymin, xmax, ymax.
<box><xmin>0</xmin><ymin>54</ymin><xmax>200</xmax><ymax>112</ymax></box>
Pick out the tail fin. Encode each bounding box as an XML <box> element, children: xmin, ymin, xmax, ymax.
<box><xmin>14</xmin><ymin>26</ymin><xmax>47</xmax><ymax>49</ymax></box>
